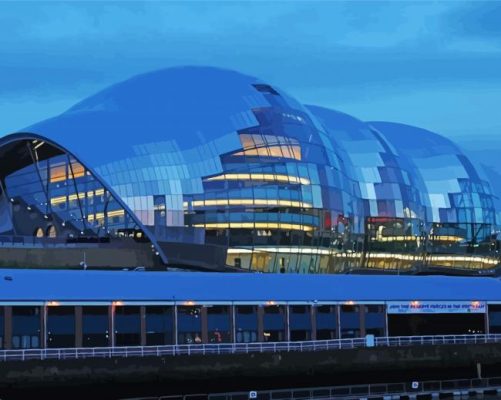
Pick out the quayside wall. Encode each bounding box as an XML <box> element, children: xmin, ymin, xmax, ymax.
<box><xmin>1</xmin><ymin>343</ymin><xmax>501</xmax><ymax>399</ymax></box>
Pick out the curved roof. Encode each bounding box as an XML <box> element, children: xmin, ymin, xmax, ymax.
<box><xmin>0</xmin><ymin>269</ymin><xmax>499</xmax><ymax>302</ymax></box>
<box><xmin>24</xmin><ymin>66</ymin><xmax>272</xmax><ymax>166</ymax></box>
<box><xmin>1</xmin><ymin>66</ymin><xmax>495</xmax><ymax>238</ymax></box>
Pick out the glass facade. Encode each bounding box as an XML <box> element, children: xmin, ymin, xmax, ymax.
<box><xmin>0</xmin><ymin>307</ymin><xmax>4</xmax><ymax>349</ymax></box>
<box><xmin>47</xmin><ymin>306</ymin><xmax>75</xmax><ymax>348</ymax></box>
<box><xmin>289</xmin><ymin>305</ymin><xmax>312</xmax><ymax>341</ymax></box>
<box><xmin>207</xmin><ymin>305</ymin><xmax>231</xmax><ymax>343</ymax></box>
<box><xmin>115</xmin><ymin>305</ymin><xmax>141</xmax><ymax>346</ymax></box>
<box><xmin>177</xmin><ymin>305</ymin><xmax>202</xmax><ymax>344</ymax></box>
<box><xmin>364</xmin><ymin>305</ymin><xmax>386</xmax><ymax>337</ymax></box>
<box><xmin>316</xmin><ymin>305</ymin><xmax>337</xmax><ymax>340</ymax></box>
<box><xmin>235</xmin><ymin>305</ymin><xmax>258</xmax><ymax>343</ymax></box>
<box><xmin>340</xmin><ymin>305</ymin><xmax>361</xmax><ymax>339</ymax></box>
<box><xmin>0</xmin><ymin>301</ymin><xmax>493</xmax><ymax>349</ymax></box>
<box><xmin>82</xmin><ymin>306</ymin><xmax>109</xmax><ymax>347</ymax></box>
<box><xmin>11</xmin><ymin>306</ymin><xmax>41</xmax><ymax>349</ymax></box>
<box><xmin>263</xmin><ymin>305</ymin><xmax>286</xmax><ymax>342</ymax></box>
<box><xmin>145</xmin><ymin>306</ymin><xmax>174</xmax><ymax>345</ymax></box>
<box><xmin>0</xmin><ymin>66</ymin><xmax>497</xmax><ymax>274</ymax></box>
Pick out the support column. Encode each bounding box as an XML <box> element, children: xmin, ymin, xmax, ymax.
<box><xmin>485</xmin><ymin>305</ymin><xmax>490</xmax><ymax>335</ymax></box>
<box><xmin>359</xmin><ymin>305</ymin><xmax>366</xmax><ymax>337</ymax></box>
<box><xmin>384</xmin><ymin>305</ymin><xmax>389</xmax><ymax>337</ymax></box>
<box><xmin>173</xmin><ymin>305</ymin><xmax>178</xmax><ymax>345</ymax></box>
<box><xmin>41</xmin><ymin>305</ymin><xmax>47</xmax><ymax>349</ymax></box>
<box><xmin>336</xmin><ymin>305</ymin><xmax>341</xmax><ymax>339</ymax></box>
<box><xmin>108</xmin><ymin>304</ymin><xmax>115</xmax><ymax>347</ymax></box>
<box><xmin>140</xmin><ymin>306</ymin><xmax>147</xmax><ymax>346</ymax></box>
<box><xmin>4</xmin><ymin>306</ymin><xmax>12</xmax><ymax>350</ymax></box>
<box><xmin>257</xmin><ymin>306</ymin><xmax>264</xmax><ymax>342</ymax></box>
<box><xmin>75</xmin><ymin>306</ymin><xmax>83</xmax><ymax>347</ymax></box>
<box><xmin>310</xmin><ymin>305</ymin><xmax>317</xmax><ymax>341</ymax></box>
<box><xmin>230</xmin><ymin>305</ymin><xmax>236</xmax><ymax>343</ymax></box>
<box><xmin>201</xmin><ymin>306</ymin><xmax>208</xmax><ymax>343</ymax></box>
<box><xmin>285</xmin><ymin>305</ymin><xmax>290</xmax><ymax>342</ymax></box>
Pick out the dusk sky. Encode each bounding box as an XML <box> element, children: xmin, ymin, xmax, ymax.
<box><xmin>1</xmin><ymin>1</ymin><xmax>500</xmax><ymax>143</ymax></box>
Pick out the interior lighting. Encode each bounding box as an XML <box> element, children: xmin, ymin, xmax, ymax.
<box><xmin>205</xmin><ymin>173</ymin><xmax>310</xmax><ymax>185</ymax></box>
<box><xmin>194</xmin><ymin>222</ymin><xmax>314</xmax><ymax>231</ymax></box>
<box><xmin>471</xmin><ymin>301</ymin><xmax>481</xmax><ymax>309</ymax></box>
<box><xmin>410</xmin><ymin>301</ymin><xmax>420</xmax><ymax>308</ymax></box>
<box><xmin>191</xmin><ymin>199</ymin><xmax>312</xmax><ymax>208</ymax></box>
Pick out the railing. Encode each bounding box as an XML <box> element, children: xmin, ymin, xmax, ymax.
<box><xmin>1</xmin><ymin>333</ymin><xmax>501</xmax><ymax>362</ymax></box>
<box><xmin>122</xmin><ymin>376</ymin><xmax>501</xmax><ymax>400</ymax></box>
<box><xmin>206</xmin><ymin>376</ymin><xmax>501</xmax><ymax>400</ymax></box>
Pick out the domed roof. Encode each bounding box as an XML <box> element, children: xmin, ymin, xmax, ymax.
<box><xmin>369</xmin><ymin>121</ymin><xmax>463</xmax><ymax>156</ymax></box>
<box><xmin>24</xmin><ymin>66</ymin><xmax>283</xmax><ymax>166</ymax></box>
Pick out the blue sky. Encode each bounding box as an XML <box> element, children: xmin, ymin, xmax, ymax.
<box><xmin>1</xmin><ymin>1</ymin><xmax>500</xmax><ymax>141</ymax></box>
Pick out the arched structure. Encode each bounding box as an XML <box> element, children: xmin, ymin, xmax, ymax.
<box><xmin>0</xmin><ymin>66</ymin><xmax>497</xmax><ymax>273</ymax></box>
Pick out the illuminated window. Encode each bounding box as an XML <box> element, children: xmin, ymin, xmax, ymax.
<box><xmin>193</xmin><ymin>222</ymin><xmax>314</xmax><ymax>232</ymax></box>
<box><xmin>191</xmin><ymin>199</ymin><xmax>312</xmax><ymax>209</ymax></box>
<box><xmin>69</xmin><ymin>162</ymin><xmax>85</xmax><ymax>179</ymax></box>
<box><xmin>46</xmin><ymin>225</ymin><xmax>57</xmax><ymax>238</ymax></box>
<box><xmin>50</xmin><ymin>164</ymin><xmax>66</xmax><ymax>183</ymax></box>
<box><xmin>205</xmin><ymin>173</ymin><xmax>310</xmax><ymax>185</ymax></box>
<box><xmin>234</xmin><ymin>133</ymin><xmax>302</xmax><ymax>160</ymax></box>
<box><xmin>34</xmin><ymin>227</ymin><xmax>44</xmax><ymax>238</ymax></box>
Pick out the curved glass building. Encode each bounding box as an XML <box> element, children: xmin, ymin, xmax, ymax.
<box><xmin>0</xmin><ymin>66</ymin><xmax>498</xmax><ymax>273</ymax></box>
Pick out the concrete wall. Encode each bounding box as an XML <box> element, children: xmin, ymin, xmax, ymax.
<box><xmin>0</xmin><ymin>343</ymin><xmax>499</xmax><ymax>396</ymax></box>
<box><xmin>0</xmin><ymin>244</ymin><xmax>161</xmax><ymax>268</ymax></box>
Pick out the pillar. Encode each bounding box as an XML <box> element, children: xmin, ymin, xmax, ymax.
<box><xmin>201</xmin><ymin>306</ymin><xmax>208</xmax><ymax>343</ymax></box>
<box><xmin>75</xmin><ymin>306</ymin><xmax>83</xmax><ymax>347</ymax></box>
<box><xmin>336</xmin><ymin>305</ymin><xmax>341</xmax><ymax>339</ymax></box>
<box><xmin>140</xmin><ymin>306</ymin><xmax>146</xmax><ymax>346</ymax></box>
<box><xmin>285</xmin><ymin>305</ymin><xmax>290</xmax><ymax>342</ymax></box>
<box><xmin>108</xmin><ymin>304</ymin><xmax>115</xmax><ymax>347</ymax></box>
<box><xmin>230</xmin><ymin>305</ymin><xmax>236</xmax><ymax>343</ymax></box>
<box><xmin>485</xmin><ymin>304</ymin><xmax>490</xmax><ymax>335</ymax></box>
<box><xmin>4</xmin><ymin>306</ymin><xmax>12</xmax><ymax>350</ymax></box>
<box><xmin>359</xmin><ymin>305</ymin><xmax>366</xmax><ymax>337</ymax></box>
<box><xmin>257</xmin><ymin>306</ymin><xmax>264</xmax><ymax>342</ymax></box>
<box><xmin>41</xmin><ymin>305</ymin><xmax>47</xmax><ymax>349</ymax></box>
<box><xmin>173</xmin><ymin>305</ymin><xmax>178</xmax><ymax>345</ymax></box>
<box><xmin>310</xmin><ymin>305</ymin><xmax>317</xmax><ymax>341</ymax></box>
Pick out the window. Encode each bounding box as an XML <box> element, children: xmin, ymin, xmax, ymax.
<box><xmin>145</xmin><ymin>306</ymin><xmax>174</xmax><ymax>345</ymax></box>
<box><xmin>0</xmin><ymin>307</ymin><xmax>4</xmax><ymax>349</ymax></box>
<box><xmin>316</xmin><ymin>305</ymin><xmax>337</xmax><ymax>340</ymax></box>
<box><xmin>263</xmin><ymin>305</ymin><xmax>286</xmax><ymax>341</ymax></box>
<box><xmin>235</xmin><ymin>305</ymin><xmax>258</xmax><ymax>343</ymax></box>
<box><xmin>12</xmin><ymin>306</ymin><xmax>41</xmax><ymax>349</ymax></box>
<box><xmin>115</xmin><ymin>306</ymin><xmax>141</xmax><ymax>346</ymax></box>
<box><xmin>177</xmin><ymin>306</ymin><xmax>202</xmax><ymax>344</ymax></box>
<box><xmin>340</xmin><ymin>305</ymin><xmax>361</xmax><ymax>338</ymax></box>
<box><xmin>365</xmin><ymin>305</ymin><xmax>386</xmax><ymax>337</ymax></box>
<box><xmin>289</xmin><ymin>305</ymin><xmax>311</xmax><ymax>341</ymax></box>
<box><xmin>207</xmin><ymin>306</ymin><xmax>231</xmax><ymax>343</ymax></box>
<box><xmin>82</xmin><ymin>306</ymin><xmax>109</xmax><ymax>347</ymax></box>
<box><xmin>47</xmin><ymin>306</ymin><xmax>75</xmax><ymax>348</ymax></box>
<box><xmin>46</xmin><ymin>225</ymin><xmax>57</xmax><ymax>238</ymax></box>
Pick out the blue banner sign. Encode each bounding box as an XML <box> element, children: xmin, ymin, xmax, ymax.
<box><xmin>387</xmin><ymin>301</ymin><xmax>486</xmax><ymax>314</ymax></box>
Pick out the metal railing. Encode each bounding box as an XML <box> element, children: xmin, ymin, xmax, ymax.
<box><xmin>1</xmin><ymin>333</ymin><xmax>501</xmax><ymax>362</ymax></box>
<box><xmin>207</xmin><ymin>376</ymin><xmax>501</xmax><ymax>400</ymax></box>
<box><xmin>123</xmin><ymin>376</ymin><xmax>501</xmax><ymax>400</ymax></box>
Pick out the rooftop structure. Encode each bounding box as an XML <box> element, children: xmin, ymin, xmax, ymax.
<box><xmin>0</xmin><ymin>66</ymin><xmax>498</xmax><ymax>273</ymax></box>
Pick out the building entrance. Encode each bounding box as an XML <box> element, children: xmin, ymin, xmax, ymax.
<box><xmin>388</xmin><ymin>313</ymin><xmax>485</xmax><ymax>336</ymax></box>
